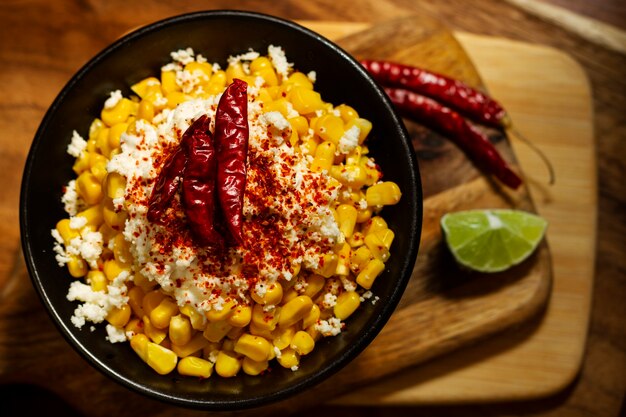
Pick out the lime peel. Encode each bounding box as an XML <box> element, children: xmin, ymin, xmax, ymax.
<box><xmin>441</xmin><ymin>209</ymin><xmax>548</xmax><ymax>273</ymax></box>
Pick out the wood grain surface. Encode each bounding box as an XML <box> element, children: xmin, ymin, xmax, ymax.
<box><xmin>1</xmin><ymin>1</ymin><xmax>624</xmax><ymax>417</ymax></box>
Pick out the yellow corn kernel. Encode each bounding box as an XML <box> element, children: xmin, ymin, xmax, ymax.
<box><xmin>150</xmin><ymin>298</ymin><xmax>179</xmax><ymax>329</ymax></box>
<box><xmin>227</xmin><ymin>325</ymin><xmax>245</xmax><ymax>340</ymax></box>
<box><xmin>222</xmin><ymin>338</ymin><xmax>236</xmax><ymax>353</ymax></box>
<box><xmin>144</xmin><ymin>341</ymin><xmax>177</xmax><ymax>375</ymax></box>
<box><xmin>143</xmin><ymin>315</ymin><xmax>167</xmax><ymax>344</ymax></box>
<box><xmin>363</xmin><ymin>216</ymin><xmax>388</xmax><ymax>236</ymax></box>
<box><xmin>225</xmin><ymin>62</ymin><xmax>246</xmax><ymax>84</ymax></box>
<box><xmin>302</xmin><ymin>304</ymin><xmax>320</xmax><ymax>329</ymax></box>
<box><xmin>281</xmin><ymin>287</ymin><xmax>299</xmax><ymax>304</ymax></box>
<box><xmin>311</xmin><ymin>141</ymin><xmax>336</xmax><ymax>172</ymax></box>
<box><xmin>177</xmin><ymin>356</ymin><xmax>213</xmax><ymax>378</ymax></box>
<box><xmin>251</xmin><ymin>304</ymin><xmax>280</xmax><ymax>331</ymax></box>
<box><xmin>130</xmin><ymin>333</ymin><xmax>149</xmax><ymax>361</ymax></box>
<box><xmin>346</xmin><ymin>117</ymin><xmax>372</xmax><ymax>144</ymax></box>
<box><xmin>215</xmin><ymin>351</ymin><xmax>241</xmax><ymax>378</ymax></box>
<box><xmin>185</xmin><ymin>61</ymin><xmax>212</xmax><ymax>81</ymax></box>
<box><xmin>131</xmin><ymin>77</ymin><xmax>160</xmax><ymax>98</ymax></box>
<box><xmin>348</xmin><ymin>231</ymin><xmax>366</xmax><ymax>248</ymax></box>
<box><xmin>76</xmin><ymin>206</ymin><xmax>104</xmax><ymax>228</ymax></box>
<box><xmin>72</xmin><ymin>151</ymin><xmax>90</xmax><ymax>175</ymax></box>
<box><xmin>290</xmin><ymin>331</ymin><xmax>315</xmax><ymax>355</ymax></box>
<box><xmin>374</xmin><ymin>228</ymin><xmax>395</xmax><ymax>249</ymax></box>
<box><xmin>112</xmin><ymin>234</ymin><xmax>131</xmax><ymax>266</ymax></box>
<box><xmin>203</xmin><ymin>320</ymin><xmax>232</xmax><ymax>343</ymax></box>
<box><xmin>253</xmin><ymin>67</ymin><xmax>279</xmax><ymax>87</ymax></box>
<box><xmin>87</xmin><ymin>270</ymin><xmax>107</xmax><ymax>292</ymax></box>
<box><xmin>334</xmin><ymin>291</ymin><xmax>361</xmax><ymax>320</ymax></box>
<box><xmin>277</xmin><ymin>348</ymin><xmax>299</xmax><ymax>369</ymax></box>
<box><xmin>234</xmin><ymin>333</ymin><xmax>272</xmax><ymax>362</ymax></box>
<box><xmin>88</xmin><ymin>118</ymin><xmax>104</xmax><ymax>142</ymax></box>
<box><xmin>206</xmin><ymin>70</ymin><xmax>226</xmax><ymax>93</ymax></box>
<box><xmin>172</xmin><ymin>332</ymin><xmax>209</xmax><ymax>358</ymax></box>
<box><xmin>336</xmin><ymin>204</ymin><xmax>358</xmax><ymax>239</ymax></box>
<box><xmin>108</xmin><ymin>122</ymin><xmax>128</xmax><ymax>151</ymax></box>
<box><xmin>305</xmin><ymin>324</ymin><xmax>321</xmax><ymax>341</ymax></box>
<box><xmin>227</xmin><ymin>305</ymin><xmax>252</xmax><ymax>328</ymax></box>
<box><xmin>285</xmin><ymin>72</ymin><xmax>313</xmax><ymax>90</ymax></box>
<box><xmin>56</xmin><ymin>219</ymin><xmax>80</xmax><ymax>244</ymax></box>
<box><xmin>106</xmin><ymin>304</ymin><xmax>131</xmax><ymax>327</ymax></box>
<box><xmin>125</xmin><ymin>317</ymin><xmax>144</xmax><ymax>337</ymax></box>
<box><xmin>67</xmin><ymin>256</ymin><xmax>88</xmax><ymax>278</ymax></box>
<box><xmin>314</xmin><ymin>114</ymin><xmax>344</xmax><ymax>145</ymax></box>
<box><xmin>336</xmin><ymin>104</ymin><xmax>359</xmax><ymax>123</ymax></box>
<box><xmin>95</xmin><ymin>127</ymin><xmax>111</xmax><ymax>157</ymax></box>
<box><xmin>160</xmin><ymin>70</ymin><xmax>178</xmax><ymax>94</ymax></box>
<box><xmin>350</xmin><ymin>245</ymin><xmax>373</xmax><ymax>273</ymax></box>
<box><xmin>251</xmin><ymin>282</ymin><xmax>283</xmax><ymax>306</ymax></box>
<box><xmin>288</xmin><ymin>116</ymin><xmax>309</xmax><ymax>136</ymax></box>
<box><xmin>98</xmin><ymin>223</ymin><xmax>116</xmax><ymax>245</ymax></box>
<box><xmin>356</xmin><ymin>258</ymin><xmax>385</xmax><ymax>290</ymax></box>
<box><xmin>250</xmin><ymin>56</ymin><xmax>273</xmax><ymax>72</ymax></box>
<box><xmin>273</xmin><ymin>325</ymin><xmax>296</xmax><ymax>350</ymax></box>
<box><xmin>335</xmin><ymin>243</ymin><xmax>352</xmax><ymax>276</ymax></box>
<box><xmin>302</xmin><ymin>274</ymin><xmax>325</xmax><ymax>299</ymax></box>
<box><xmin>257</xmin><ymin>88</ymin><xmax>274</xmax><ymax>105</ymax></box>
<box><xmin>90</xmin><ymin>160</ymin><xmax>108</xmax><ymax>184</ymax></box>
<box><xmin>128</xmin><ymin>286</ymin><xmax>145</xmax><ymax>318</ymax></box>
<box><xmin>102</xmin><ymin>199</ymin><xmax>127</xmax><ymax>230</ymax></box>
<box><xmin>300</xmin><ymin>134</ymin><xmax>320</xmax><ymax>156</ymax></box>
<box><xmin>180</xmin><ymin>305</ymin><xmax>206</xmax><ymax>331</ymax></box>
<box><xmin>263</xmin><ymin>98</ymin><xmax>292</xmax><ymax>118</ymax></box>
<box><xmin>166</xmin><ymin>91</ymin><xmax>190</xmax><ymax>109</ymax></box>
<box><xmin>101</xmin><ymin>98</ymin><xmax>133</xmax><ymax>127</ymax></box>
<box><xmin>205</xmin><ymin>299</ymin><xmax>237</xmax><ymax>322</ymax></box>
<box><xmin>365</xmin><ymin>181</ymin><xmax>401</xmax><ymax>206</ymax></box>
<box><xmin>279</xmin><ymin>295</ymin><xmax>313</xmax><ymax>328</ymax></box>
<box><xmin>314</xmin><ymin>253</ymin><xmax>338</xmax><ymax>278</ymax></box>
<box><xmin>289</xmin><ymin>87</ymin><xmax>325</xmax><ymax>115</ymax></box>
<box><xmin>364</xmin><ymin>233</ymin><xmax>390</xmax><ymax>262</ymax></box>
<box><xmin>356</xmin><ymin>208</ymin><xmax>373</xmax><ymax>224</ymax></box>
<box><xmin>242</xmin><ymin>357</ymin><xmax>269</xmax><ymax>376</ymax></box>
<box><xmin>168</xmin><ymin>314</ymin><xmax>192</xmax><ymax>346</ymax></box>
<box><xmin>76</xmin><ymin>172</ymin><xmax>103</xmax><ymax>206</ymax></box>
<box><xmin>103</xmin><ymin>258</ymin><xmax>130</xmax><ymax>281</ymax></box>
<box><xmin>142</xmin><ymin>290</ymin><xmax>166</xmax><ymax>316</ymax></box>
<box><xmin>330</xmin><ymin>164</ymin><xmax>368</xmax><ymax>189</ymax></box>
<box><xmin>88</xmin><ymin>150</ymin><xmax>109</xmax><ymax>170</ymax></box>
<box><xmin>104</xmin><ymin>172</ymin><xmax>126</xmax><ymax>201</ymax></box>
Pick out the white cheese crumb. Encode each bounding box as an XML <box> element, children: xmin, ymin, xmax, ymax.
<box><xmin>372</xmin><ymin>296</ymin><xmax>380</xmax><ymax>305</ymax></box>
<box><xmin>170</xmin><ymin>47</ymin><xmax>196</xmax><ymax>65</ymax></box>
<box><xmin>360</xmin><ymin>290</ymin><xmax>373</xmax><ymax>302</ymax></box>
<box><xmin>66</xmin><ymin>130</ymin><xmax>87</xmax><ymax>157</ymax></box>
<box><xmin>340</xmin><ymin>277</ymin><xmax>357</xmax><ymax>292</ymax></box>
<box><xmin>104</xmin><ymin>90</ymin><xmax>123</xmax><ymax>109</ymax></box>
<box><xmin>338</xmin><ymin>125</ymin><xmax>360</xmax><ymax>154</ymax></box>
<box><xmin>255</xmin><ymin>282</ymin><xmax>267</xmax><ymax>299</ymax></box>
<box><xmin>322</xmin><ymin>292</ymin><xmax>338</xmax><ymax>308</ymax></box>
<box><xmin>315</xmin><ymin>318</ymin><xmax>343</xmax><ymax>336</ymax></box>
<box><xmin>227</xmin><ymin>49</ymin><xmax>260</xmax><ymax>66</ymax></box>
<box><xmin>260</xmin><ymin>111</ymin><xmax>290</xmax><ymax>131</ymax></box>
<box><xmin>208</xmin><ymin>350</ymin><xmax>219</xmax><ymax>363</ymax></box>
<box><xmin>105</xmin><ymin>324</ymin><xmax>127</xmax><ymax>343</ymax></box>
<box><xmin>69</xmin><ymin>216</ymin><xmax>87</xmax><ymax>230</ymax></box>
<box><xmin>290</xmin><ymin>365</ymin><xmax>299</xmax><ymax>371</ymax></box>
<box><xmin>268</xmin><ymin>45</ymin><xmax>292</xmax><ymax>80</ymax></box>
<box><xmin>273</xmin><ymin>346</ymin><xmax>282</xmax><ymax>359</ymax></box>
<box><xmin>307</xmin><ymin>71</ymin><xmax>317</xmax><ymax>82</ymax></box>
<box><xmin>51</xmin><ymin>229</ymin><xmax>70</xmax><ymax>266</ymax></box>
<box><xmin>61</xmin><ymin>180</ymin><xmax>81</xmax><ymax>216</ymax></box>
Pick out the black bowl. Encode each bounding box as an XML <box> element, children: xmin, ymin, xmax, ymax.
<box><xmin>20</xmin><ymin>10</ymin><xmax>421</xmax><ymax>410</ymax></box>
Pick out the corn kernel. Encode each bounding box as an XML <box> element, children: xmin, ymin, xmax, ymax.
<box><xmin>310</xmin><ymin>141</ymin><xmax>336</xmax><ymax>172</ymax></box>
<box><xmin>363</xmin><ymin>216</ymin><xmax>388</xmax><ymax>236</ymax></box>
<box><xmin>242</xmin><ymin>357</ymin><xmax>269</xmax><ymax>376</ymax></box>
<box><xmin>314</xmin><ymin>114</ymin><xmax>344</xmax><ymax>145</ymax></box>
<box><xmin>365</xmin><ymin>181</ymin><xmax>402</xmax><ymax>206</ymax></box>
<box><xmin>203</xmin><ymin>320</ymin><xmax>232</xmax><ymax>343</ymax></box>
<box><xmin>143</xmin><ymin>315</ymin><xmax>167</xmax><ymax>344</ymax></box>
<box><xmin>171</xmin><ymin>332</ymin><xmax>209</xmax><ymax>358</ymax></box>
<box><xmin>205</xmin><ymin>299</ymin><xmax>237</xmax><ymax>322</ymax></box>
<box><xmin>130</xmin><ymin>333</ymin><xmax>149</xmax><ymax>362</ymax></box>
<box><xmin>215</xmin><ymin>351</ymin><xmax>241</xmax><ymax>377</ymax></box>
<box><xmin>277</xmin><ymin>348</ymin><xmax>299</xmax><ymax>369</ymax></box>
<box><xmin>290</xmin><ymin>331</ymin><xmax>315</xmax><ymax>355</ymax></box>
<box><xmin>263</xmin><ymin>98</ymin><xmax>292</xmax><ymax>118</ymax></box>
<box><xmin>336</xmin><ymin>204</ymin><xmax>358</xmax><ymax>239</ymax></box>
<box><xmin>302</xmin><ymin>274</ymin><xmax>325</xmax><ymax>299</ymax></box>
<box><xmin>177</xmin><ymin>356</ymin><xmax>213</xmax><ymax>378</ymax></box>
<box><xmin>131</xmin><ymin>77</ymin><xmax>160</xmax><ymax>98</ymax></box>
<box><xmin>279</xmin><ymin>295</ymin><xmax>313</xmax><ymax>328</ymax></box>
<box><xmin>104</xmin><ymin>172</ymin><xmax>126</xmax><ymax>200</ymax></box>
<box><xmin>145</xmin><ymin>341</ymin><xmax>178</xmax><ymax>375</ymax></box>
<box><xmin>272</xmin><ymin>325</ymin><xmax>296</xmax><ymax>350</ymax></box>
<box><xmin>150</xmin><ymin>298</ymin><xmax>179</xmax><ymax>329</ymax></box>
<box><xmin>251</xmin><ymin>304</ymin><xmax>280</xmax><ymax>331</ymax></box>
<box><xmin>142</xmin><ymin>290</ymin><xmax>166</xmax><ymax>316</ymax></box>
<box><xmin>227</xmin><ymin>326</ymin><xmax>245</xmax><ymax>340</ymax></box>
<box><xmin>234</xmin><ymin>333</ymin><xmax>272</xmax><ymax>362</ymax></box>
<box><xmin>108</xmin><ymin>122</ymin><xmax>128</xmax><ymax>151</ymax></box>
<box><xmin>102</xmin><ymin>199</ymin><xmax>127</xmax><ymax>230</ymax></box>
<box><xmin>253</xmin><ymin>67</ymin><xmax>279</xmax><ymax>87</ymax></box>
<box><xmin>350</xmin><ymin>245</ymin><xmax>373</xmax><ymax>273</ymax></box>
<box><xmin>288</xmin><ymin>116</ymin><xmax>309</xmax><ymax>136</ymax></box>
<box><xmin>374</xmin><ymin>228</ymin><xmax>395</xmax><ymax>249</ymax></box>
<box><xmin>346</xmin><ymin>117</ymin><xmax>372</xmax><ymax>144</ymax></box>
<box><xmin>56</xmin><ymin>219</ymin><xmax>80</xmax><ymax>244</ymax></box>
<box><xmin>128</xmin><ymin>286</ymin><xmax>145</xmax><ymax>318</ymax></box>
<box><xmin>206</xmin><ymin>70</ymin><xmax>226</xmax><ymax>92</ymax></box>
<box><xmin>95</xmin><ymin>127</ymin><xmax>111</xmax><ymax>157</ymax></box>
<box><xmin>180</xmin><ymin>305</ymin><xmax>206</xmax><ymax>331</ymax></box>
<box><xmin>336</xmin><ymin>104</ymin><xmax>359</xmax><ymax>123</ymax></box>
<box><xmin>334</xmin><ymin>291</ymin><xmax>361</xmax><ymax>320</ymax></box>
<box><xmin>348</xmin><ymin>231</ymin><xmax>366</xmax><ymax>248</ymax></box>
<box><xmin>160</xmin><ymin>71</ymin><xmax>178</xmax><ymax>94</ymax></box>
<box><xmin>227</xmin><ymin>305</ymin><xmax>252</xmax><ymax>328</ymax></box>
<box><xmin>364</xmin><ymin>233</ymin><xmax>390</xmax><ymax>262</ymax></box>
<box><xmin>76</xmin><ymin>172</ymin><xmax>103</xmax><ymax>206</ymax></box>
<box><xmin>289</xmin><ymin>87</ymin><xmax>325</xmax><ymax>115</ymax></box>
<box><xmin>226</xmin><ymin>62</ymin><xmax>246</xmax><ymax>84</ymax></box>
<box><xmin>314</xmin><ymin>253</ymin><xmax>338</xmax><ymax>278</ymax></box>
<box><xmin>101</xmin><ymin>98</ymin><xmax>133</xmax><ymax>127</ymax></box>
<box><xmin>133</xmin><ymin>271</ymin><xmax>156</xmax><ymax>292</ymax></box>
<box><xmin>72</xmin><ymin>151</ymin><xmax>90</xmax><ymax>175</ymax></box>
<box><xmin>103</xmin><ymin>259</ymin><xmax>131</xmax><ymax>281</ymax></box>
<box><xmin>76</xmin><ymin>206</ymin><xmax>104</xmax><ymax>228</ymax></box>
<box><xmin>67</xmin><ymin>256</ymin><xmax>88</xmax><ymax>278</ymax></box>
<box><xmin>335</xmin><ymin>243</ymin><xmax>351</xmax><ymax>276</ymax></box>
<box><xmin>125</xmin><ymin>317</ymin><xmax>144</xmax><ymax>337</ymax></box>
<box><xmin>251</xmin><ymin>282</ymin><xmax>283</xmax><ymax>306</ymax></box>
<box><xmin>302</xmin><ymin>304</ymin><xmax>320</xmax><ymax>329</ymax></box>
<box><xmin>137</xmin><ymin>99</ymin><xmax>154</xmax><ymax>121</ymax></box>
<box><xmin>106</xmin><ymin>304</ymin><xmax>131</xmax><ymax>327</ymax></box>
<box><xmin>285</xmin><ymin>72</ymin><xmax>314</xmax><ymax>90</ymax></box>
<box><xmin>87</xmin><ymin>270</ymin><xmax>107</xmax><ymax>292</ymax></box>
<box><xmin>356</xmin><ymin>258</ymin><xmax>385</xmax><ymax>290</ymax></box>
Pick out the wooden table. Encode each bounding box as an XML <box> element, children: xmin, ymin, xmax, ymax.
<box><xmin>0</xmin><ymin>1</ymin><xmax>624</xmax><ymax>417</ymax></box>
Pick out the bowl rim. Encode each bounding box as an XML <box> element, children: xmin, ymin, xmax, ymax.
<box><xmin>20</xmin><ymin>9</ymin><xmax>422</xmax><ymax>410</ymax></box>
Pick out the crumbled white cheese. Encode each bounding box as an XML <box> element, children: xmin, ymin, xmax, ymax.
<box><xmin>315</xmin><ymin>317</ymin><xmax>343</xmax><ymax>336</ymax></box>
<box><xmin>261</xmin><ymin>111</ymin><xmax>290</xmax><ymax>131</ymax></box>
<box><xmin>105</xmin><ymin>324</ymin><xmax>127</xmax><ymax>343</ymax></box>
<box><xmin>372</xmin><ymin>296</ymin><xmax>380</xmax><ymax>305</ymax></box>
<box><xmin>227</xmin><ymin>49</ymin><xmax>260</xmax><ymax>66</ymax></box>
<box><xmin>338</xmin><ymin>125</ymin><xmax>360</xmax><ymax>154</ymax></box>
<box><xmin>360</xmin><ymin>290</ymin><xmax>373</xmax><ymax>302</ymax></box>
<box><xmin>290</xmin><ymin>365</ymin><xmax>299</xmax><ymax>371</ymax></box>
<box><xmin>51</xmin><ymin>229</ymin><xmax>70</xmax><ymax>266</ymax></box>
<box><xmin>69</xmin><ymin>216</ymin><xmax>87</xmax><ymax>230</ymax></box>
<box><xmin>61</xmin><ymin>180</ymin><xmax>81</xmax><ymax>216</ymax></box>
<box><xmin>66</xmin><ymin>130</ymin><xmax>87</xmax><ymax>157</ymax></box>
<box><xmin>170</xmin><ymin>47</ymin><xmax>196</xmax><ymax>65</ymax></box>
<box><xmin>323</xmin><ymin>292</ymin><xmax>338</xmax><ymax>308</ymax></box>
<box><xmin>208</xmin><ymin>350</ymin><xmax>219</xmax><ymax>363</ymax></box>
<box><xmin>104</xmin><ymin>90</ymin><xmax>123</xmax><ymax>109</ymax></box>
<box><xmin>340</xmin><ymin>277</ymin><xmax>357</xmax><ymax>292</ymax></box>
<box><xmin>268</xmin><ymin>45</ymin><xmax>292</xmax><ymax>80</ymax></box>
<box><xmin>307</xmin><ymin>71</ymin><xmax>317</xmax><ymax>83</ymax></box>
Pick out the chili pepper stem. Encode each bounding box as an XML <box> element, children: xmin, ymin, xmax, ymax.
<box><xmin>508</xmin><ymin>125</ymin><xmax>556</xmax><ymax>185</ymax></box>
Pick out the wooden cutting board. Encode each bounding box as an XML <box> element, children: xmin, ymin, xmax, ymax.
<box><xmin>0</xmin><ymin>15</ymin><xmax>571</xmax><ymax>416</ymax></box>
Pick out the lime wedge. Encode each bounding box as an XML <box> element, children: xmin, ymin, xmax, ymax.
<box><xmin>441</xmin><ymin>209</ymin><xmax>548</xmax><ymax>273</ymax></box>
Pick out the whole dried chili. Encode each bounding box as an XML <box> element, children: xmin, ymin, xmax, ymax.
<box><xmin>214</xmin><ymin>78</ymin><xmax>249</xmax><ymax>245</ymax></box>
<box><xmin>181</xmin><ymin>115</ymin><xmax>225</xmax><ymax>247</ymax></box>
<box><xmin>361</xmin><ymin>59</ymin><xmax>509</xmax><ymax>128</ymax></box>
<box><xmin>147</xmin><ymin>146</ymin><xmax>187</xmax><ymax>224</ymax></box>
<box><xmin>384</xmin><ymin>87</ymin><xmax>522</xmax><ymax>189</ymax></box>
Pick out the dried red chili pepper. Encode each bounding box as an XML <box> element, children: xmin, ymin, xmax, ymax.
<box><xmin>214</xmin><ymin>78</ymin><xmax>249</xmax><ymax>245</ymax></box>
<box><xmin>361</xmin><ymin>59</ymin><xmax>509</xmax><ymax>128</ymax></box>
<box><xmin>384</xmin><ymin>87</ymin><xmax>522</xmax><ymax>189</ymax></box>
<box><xmin>181</xmin><ymin>115</ymin><xmax>224</xmax><ymax>247</ymax></box>
<box><xmin>147</xmin><ymin>146</ymin><xmax>187</xmax><ymax>224</ymax></box>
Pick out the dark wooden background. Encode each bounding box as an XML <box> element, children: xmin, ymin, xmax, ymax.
<box><xmin>0</xmin><ymin>1</ymin><xmax>624</xmax><ymax>416</ymax></box>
